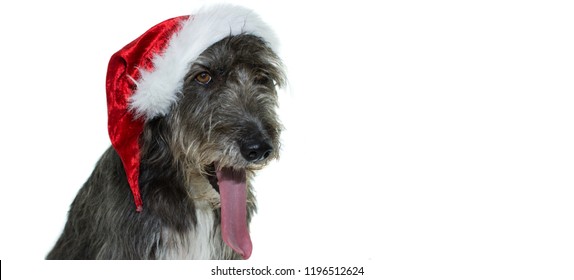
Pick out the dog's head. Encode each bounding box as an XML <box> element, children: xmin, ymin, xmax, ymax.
<box><xmin>167</xmin><ymin>34</ymin><xmax>286</xmax><ymax>173</ymax></box>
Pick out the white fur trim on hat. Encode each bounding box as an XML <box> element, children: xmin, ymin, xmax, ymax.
<box><xmin>128</xmin><ymin>4</ymin><xmax>279</xmax><ymax>119</ymax></box>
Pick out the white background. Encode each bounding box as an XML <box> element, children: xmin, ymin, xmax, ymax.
<box><xmin>1</xmin><ymin>0</ymin><xmax>573</xmax><ymax>279</ymax></box>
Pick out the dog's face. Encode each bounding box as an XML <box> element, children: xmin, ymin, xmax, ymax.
<box><xmin>166</xmin><ymin>34</ymin><xmax>285</xmax><ymax>173</ymax></box>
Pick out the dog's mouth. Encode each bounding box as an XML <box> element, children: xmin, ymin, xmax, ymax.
<box><xmin>205</xmin><ymin>163</ymin><xmax>252</xmax><ymax>259</ymax></box>
<box><xmin>206</xmin><ymin>163</ymin><xmax>220</xmax><ymax>193</ymax></box>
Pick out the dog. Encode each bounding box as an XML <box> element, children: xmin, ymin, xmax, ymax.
<box><xmin>47</xmin><ymin>6</ymin><xmax>285</xmax><ymax>260</ymax></box>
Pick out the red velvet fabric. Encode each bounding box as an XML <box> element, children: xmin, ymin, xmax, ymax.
<box><xmin>105</xmin><ymin>16</ymin><xmax>189</xmax><ymax>212</ymax></box>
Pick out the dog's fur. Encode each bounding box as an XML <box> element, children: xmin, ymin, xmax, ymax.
<box><xmin>47</xmin><ymin>34</ymin><xmax>285</xmax><ymax>259</ymax></box>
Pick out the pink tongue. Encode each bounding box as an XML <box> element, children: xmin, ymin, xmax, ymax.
<box><xmin>216</xmin><ymin>167</ymin><xmax>252</xmax><ymax>259</ymax></box>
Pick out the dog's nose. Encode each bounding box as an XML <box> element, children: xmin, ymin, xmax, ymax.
<box><xmin>239</xmin><ymin>138</ymin><xmax>273</xmax><ymax>162</ymax></box>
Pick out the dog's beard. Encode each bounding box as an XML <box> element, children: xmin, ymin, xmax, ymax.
<box><xmin>196</xmin><ymin>142</ymin><xmax>277</xmax><ymax>259</ymax></box>
<box><xmin>175</xmin><ymin>133</ymin><xmax>276</xmax><ymax>259</ymax></box>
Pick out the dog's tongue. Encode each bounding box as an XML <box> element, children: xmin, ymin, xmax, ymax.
<box><xmin>216</xmin><ymin>167</ymin><xmax>252</xmax><ymax>259</ymax></box>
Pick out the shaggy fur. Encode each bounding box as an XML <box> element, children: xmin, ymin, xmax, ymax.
<box><xmin>47</xmin><ymin>34</ymin><xmax>285</xmax><ymax>259</ymax></box>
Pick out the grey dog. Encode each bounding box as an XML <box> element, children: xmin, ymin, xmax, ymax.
<box><xmin>47</xmin><ymin>17</ymin><xmax>285</xmax><ymax>260</ymax></box>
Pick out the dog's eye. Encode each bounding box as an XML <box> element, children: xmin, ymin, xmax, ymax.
<box><xmin>195</xmin><ymin>72</ymin><xmax>212</xmax><ymax>85</ymax></box>
<box><xmin>254</xmin><ymin>75</ymin><xmax>270</xmax><ymax>85</ymax></box>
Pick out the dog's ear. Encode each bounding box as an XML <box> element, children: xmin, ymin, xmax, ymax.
<box><xmin>264</xmin><ymin>50</ymin><xmax>287</xmax><ymax>89</ymax></box>
<box><xmin>271</xmin><ymin>60</ymin><xmax>287</xmax><ymax>89</ymax></box>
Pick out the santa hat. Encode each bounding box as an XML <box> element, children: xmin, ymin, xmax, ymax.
<box><xmin>106</xmin><ymin>5</ymin><xmax>279</xmax><ymax>212</ymax></box>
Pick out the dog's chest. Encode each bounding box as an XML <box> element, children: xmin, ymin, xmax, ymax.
<box><xmin>155</xmin><ymin>176</ymin><xmax>235</xmax><ymax>259</ymax></box>
<box><xmin>156</xmin><ymin>205</ymin><xmax>234</xmax><ymax>259</ymax></box>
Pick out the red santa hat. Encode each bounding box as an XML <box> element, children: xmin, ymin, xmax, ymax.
<box><xmin>106</xmin><ymin>5</ymin><xmax>278</xmax><ymax>212</ymax></box>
